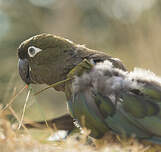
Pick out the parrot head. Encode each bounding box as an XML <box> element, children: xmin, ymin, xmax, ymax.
<box><xmin>18</xmin><ymin>33</ymin><xmax>77</xmax><ymax>91</ymax></box>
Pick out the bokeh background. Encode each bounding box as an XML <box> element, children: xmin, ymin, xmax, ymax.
<box><xmin>1</xmin><ymin>0</ymin><xmax>161</xmax><ymax>122</ymax></box>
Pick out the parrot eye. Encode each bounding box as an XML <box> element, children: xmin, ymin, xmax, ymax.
<box><xmin>28</xmin><ymin>46</ymin><xmax>42</xmax><ymax>58</ymax></box>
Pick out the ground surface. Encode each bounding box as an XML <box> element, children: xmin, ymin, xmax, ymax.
<box><xmin>0</xmin><ymin>117</ymin><xmax>161</xmax><ymax>152</ymax></box>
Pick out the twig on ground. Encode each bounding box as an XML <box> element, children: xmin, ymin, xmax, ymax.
<box><xmin>17</xmin><ymin>89</ymin><xmax>30</xmax><ymax>130</ymax></box>
<box><xmin>0</xmin><ymin>85</ymin><xmax>27</xmax><ymax>114</ymax></box>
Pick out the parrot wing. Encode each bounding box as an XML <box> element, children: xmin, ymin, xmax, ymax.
<box><xmin>66</xmin><ymin>60</ymin><xmax>161</xmax><ymax>144</ymax></box>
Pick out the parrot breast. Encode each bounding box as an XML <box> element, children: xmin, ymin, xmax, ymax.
<box><xmin>71</xmin><ymin>60</ymin><xmax>141</xmax><ymax>104</ymax></box>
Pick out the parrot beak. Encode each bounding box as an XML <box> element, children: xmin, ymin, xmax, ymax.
<box><xmin>18</xmin><ymin>59</ymin><xmax>34</xmax><ymax>85</ymax></box>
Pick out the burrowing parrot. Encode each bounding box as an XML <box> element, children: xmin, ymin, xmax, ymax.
<box><xmin>18</xmin><ymin>34</ymin><xmax>161</xmax><ymax>144</ymax></box>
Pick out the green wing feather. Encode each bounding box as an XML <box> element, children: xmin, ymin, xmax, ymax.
<box><xmin>94</xmin><ymin>93</ymin><xmax>115</xmax><ymax>118</ymax></box>
<box><xmin>121</xmin><ymin>92</ymin><xmax>160</xmax><ymax>118</ymax></box>
<box><xmin>140</xmin><ymin>82</ymin><xmax>161</xmax><ymax>118</ymax></box>
<box><xmin>67</xmin><ymin>91</ymin><xmax>109</xmax><ymax>138</ymax></box>
<box><xmin>93</xmin><ymin>92</ymin><xmax>153</xmax><ymax>139</ymax></box>
<box><xmin>118</xmin><ymin>82</ymin><xmax>161</xmax><ymax>142</ymax></box>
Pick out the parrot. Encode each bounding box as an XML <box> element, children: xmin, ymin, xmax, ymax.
<box><xmin>18</xmin><ymin>33</ymin><xmax>161</xmax><ymax>144</ymax></box>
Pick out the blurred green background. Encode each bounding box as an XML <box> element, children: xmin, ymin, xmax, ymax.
<box><xmin>1</xmin><ymin>0</ymin><xmax>161</xmax><ymax>122</ymax></box>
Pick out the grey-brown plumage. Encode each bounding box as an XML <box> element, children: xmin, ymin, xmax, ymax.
<box><xmin>18</xmin><ymin>34</ymin><xmax>161</xmax><ymax>144</ymax></box>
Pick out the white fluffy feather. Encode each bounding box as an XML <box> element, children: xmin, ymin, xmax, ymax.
<box><xmin>72</xmin><ymin>60</ymin><xmax>161</xmax><ymax>102</ymax></box>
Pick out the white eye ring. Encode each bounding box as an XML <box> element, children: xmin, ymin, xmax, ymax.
<box><xmin>28</xmin><ymin>46</ymin><xmax>42</xmax><ymax>58</ymax></box>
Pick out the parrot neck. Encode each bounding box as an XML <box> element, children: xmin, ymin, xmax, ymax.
<box><xmin>53</xmin><ymin>46</ymin><xmax>94</xmax><ymax>91</ymax></box>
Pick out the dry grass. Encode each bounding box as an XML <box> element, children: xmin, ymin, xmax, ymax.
<box><xmin>0</xmin><ymin>115</ymin><xmax>161</xmax><ymax>152</ymax></box>
<box><xmin>0</xmin><ymin>118</ymin><xmax>141</xmax><ymax>152</ymax></box>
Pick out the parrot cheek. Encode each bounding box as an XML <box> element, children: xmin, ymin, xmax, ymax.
<box><xmin>29</xmin><ymin>64</ymin><xmax>51</xmax><ymax>85</ymax></box>
<box><xmin>29</xmin><ymin>70</ymin><xmax>44</xmax><ymax>84</ymax></box>
<box><xmin>29</xmin><ymin>65</ymin><xmax>65</xmax><ymax>91</ymax></box>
